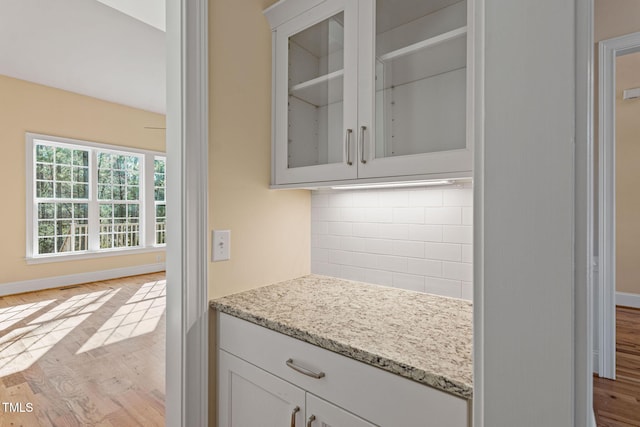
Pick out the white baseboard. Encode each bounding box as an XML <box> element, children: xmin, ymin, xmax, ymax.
<box><xmin>616</xmin><ymin>291</ymin><xmax>640</xmax><ymax>309</ymax></box>
<box><xmin>592</xmin><ymin>409</ymin><xmax>597</xmax><ymax>427</ymax></box>
<box><xmin>0</xmin><ymin>263</ymin><xmax>166</xmax><ymax>297</ymax></box>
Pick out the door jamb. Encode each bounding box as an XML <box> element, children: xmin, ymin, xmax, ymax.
<box><xmin>598</xmin><ymin>31</ymin><xmax>640</xmax><ymax>380</ymax></box>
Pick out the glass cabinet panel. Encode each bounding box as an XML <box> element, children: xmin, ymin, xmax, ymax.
<box><xmin>374</xmin><ymin>0</ymin><xmax>467</xmax><ymax>159</ymax></box>
<box><xmin>287</xmin><ymin>12</ymin><xmax>345</xmax><ymax>169</ymax></box>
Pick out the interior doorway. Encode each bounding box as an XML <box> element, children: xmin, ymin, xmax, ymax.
<box><xmin>597</xmin><ymin>31</ymin><xmax>640</xmax><ymax>381</ymax></box>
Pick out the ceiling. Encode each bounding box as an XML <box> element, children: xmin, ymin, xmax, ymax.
<box><xmin>0</xmin><ymin>0</ymin><xmax>166</xmax><ymax>114</ymax></box>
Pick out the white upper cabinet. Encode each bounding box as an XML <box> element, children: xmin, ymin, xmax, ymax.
<box><xmin>266</xmin><ymin>0</ymin><xmax>473</xmax><ymax>186</ymax></box>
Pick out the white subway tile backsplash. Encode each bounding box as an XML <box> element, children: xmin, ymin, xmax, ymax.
<box><xmin>328</xmin><ymin>250</ymin><xmax>353</xmax><ymax>265</ymax></box>
<box><xmin>341</xmin><ymin>207</ymin><xmax>365</xmax><ymax>222</ymax></box>
<box><xmin>461</xmin><ymin>281</ymin><xmax>473</xmax><ymax>300</ymax></box>
<box><xmin>376</xmin><ymin>255</ymin><xmax>408</xmax><ymax>273</ymax></box>
<box><xmin>424</xmin><ymin>207</ymin><xmax>462</xmax><ymax>225</ymax></box>
<box><xmin>311</xmin><ymin>193</ymin><xmax>329</xmax><ymax>207</ymax></box>
<box><xmin>365</xmin><ymin>269</ymin><xmax>394</xmax><ymax>287</ymax></box>
<box><xmin>363</xmin><ymin>208</ymin><xmax>393</xmax><ymax>223</ymax></box>
<box><xmin>461</xmin><ymin>245</ymin><xmax>473</xmax><ymax>263</ymax></box>
<box><xmin>424</xmin><ymin>242</ymin><xmax>461</xmax><ymax>262</ymax></box>
<box><xmin>311</xmin><ymin>186</ymin><xmax>472</xmax><ymax>300</ymax></box>
<box><xmin>409</xmin><ymin>189</ymin><xmax>443</xmax><ymax>207</ymax></box>
<box><xmin>341</xmin><ymin>237</ymin><xmax>393</xmax><ymax>255</ymax></box>
<box><xmin>352</xmin><ymin>223</ymin><xmax>379</xmax><ymax>238</ymax></box>
<box><xmin>351</xmin><ymin>252</ymin><xmax>380</xmax><ymax>269</ymax></box>
<box><xmin>379</xmin><ymin>190</ymin><xmax>409</xmax><ymax>207</ymax></box>
<box><xmin>408</xmin><ymin>225</ymin><xmax>442</xmax><ymax>242</ymax></box>
<box><xmin>378</xmin><ymin>223</ymin><xmax>410</xmax><ymax>240</ymax></box>
<box><xmin>317</xmin><ymin>235</ymin><xmax>341</xmax><ymax>249</ymax></box>
<box><xmin>314</xmin><ymin>207</ymin><xmax>342</xmax><ymax>222</ymax></box>
<box><xmin>425</xmin><ymin>277</ymin><xmax>462</xmax><ymax>298</ymax></box>
<box><xmin>392</xmin><ymin>241</ymin><xmax>425</xmax><ymax>258</ymax></box>
<box><xmin>393</xmin><ymin>207</ymin><xmax>425</xmax><ymax>224</ymax></box>
<box><xmin>311</xmin><ymin>262</ymin><xmax>341</xmax><ymax>277</ymax></box>
<box><xmin>407</xmin><ymin>258</ymin><xmax>442</xmax><ymax>277</ymax></box>
<box><xmin>340</xmin><ymin>265</ymin><xmax>368</xmax><ymax>282</ymax></box>
<box><xmin>443</xmin><ymin>262</ymin><xmax>473</xmax><ymax>282</ymax></box>
<box><xmin>443</xmin><ymin>225</ymin><xmax>473</xmax><ymax>244</ymax></box>
<box><xmin>393</xmin><ymin>273</ymin><xmax>425</xmax><ymax>292</ymax></box>
<box><xmin>311</xmin><ymin>221</ymin><xmax>328</xmax><ymax>235</ymax></box>
<box><xmin>443</xmin><ymin>188</ymin><xmax>472</xmax><ymax>207</ymax></box>
<box><xmin>462</xmin><ymin>207</ymin><xmax>473</xmax><ymax>225</ymax></box>
<box><xmin>311</xmin><ymin>247</ymin><xmax>328</xmax><ymax>263</ymax></box>
<box><xmin>329</xmin><ymin>192</ymin><xmax>354</xmax><ymax>207</ymax></box>
<box><xmin>352</xmin><ymin>191</ymin><xmax>379</xmax><ymax>207</ymax></box>
<box><xmin>328</xmin><ymin>222</ymin><xmax>353</xmax><ymax>236</ymax></box>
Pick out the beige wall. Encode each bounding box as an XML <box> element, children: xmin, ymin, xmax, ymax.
<box><xmin>0</xmin><ymin>74</ymin><xmax>166</xmax><ymax>285</ymax></box>
<box><xmin>615</xmin><ymin>52</ymin><xmax>640</xmax><ymax>295</ymax></box>
<box><xmin>594</xmin><ymin>0</ymin><xmax>640</xmax><ymax>295</ymax></box>
<box><xmin>208</xmin><ymin>0</ymin><xmax>310</xmax><ymax>300</ymax></box>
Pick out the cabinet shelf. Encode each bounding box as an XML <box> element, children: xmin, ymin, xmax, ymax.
<box><xmin>289</xmin><ymin>69</ymin><xmax>344</xmax><ymax>107</ymax></box>
<box><xmin>376</xmin><ymin>26</ymin><xmax>467</xmax><ymax>90</ymax></box>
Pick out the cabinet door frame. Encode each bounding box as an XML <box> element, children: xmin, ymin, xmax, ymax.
<box><xmin>306</xmin><ymin>393</ymin><xmax>376</xmax><ymax>427</ymax></box>
<box><xmin>218</xmin><ymin>350</ymin><xmax>306</xmax><ymax>427</ymax></box>
<box><xmin>355</xmin><ymin>0</ymin><xmax>474</xmax><ymax>180</ymax></box>
<box><xmin>274</xmin><ymin>0</ymin><xmax>359</xmax><ymax>185</ymax></box>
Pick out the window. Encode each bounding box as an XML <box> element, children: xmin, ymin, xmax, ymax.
<box><xmin>154</xmin><ymin>157</ymin><xmax>166</xmax><ymax>245</ymax></box>
<box><xmin>27</xmin><ymin>134</ymin><xmax>166</xmax><ymax>261</ymax></box>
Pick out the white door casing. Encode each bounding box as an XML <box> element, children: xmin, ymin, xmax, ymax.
<box><xmin>597</xmin><ymin>30</ymin><xmax>640</xmax><ymax>381</ymax></box>
<box><xmin>165</xmin><ymin>0</ymin><xmax>209</xmax><ymax>425</ymax></box>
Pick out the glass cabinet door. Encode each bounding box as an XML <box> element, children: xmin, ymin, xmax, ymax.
<box><xmin>358</xmin><ymin>0</ymin><xmax>472</xmax><ymax>178</ymax></box>
<box><xmin>274</xmin><ymin>0</ymin><xmax>358</xmax><ymax>184</ymax></box>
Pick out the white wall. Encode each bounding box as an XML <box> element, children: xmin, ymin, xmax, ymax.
<box><xmin>310</xmin><ymin>184</ymin><xmax>473</xmax><ymax>299</ymax></box>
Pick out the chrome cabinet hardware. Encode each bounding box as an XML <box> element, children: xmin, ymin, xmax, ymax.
<box><xmin>286</xmin><ymin>358</ymin><xmax>325</xmax><ymax>379</ymax></box>
<box><xmin>345</xmin><ymin>129</ymin><xmax>353</xmax><ymax>165</ymax></box>
<box><xmin>290</xmin><ymin>406</ymin><xmax>300</xmax><ymax>427</ymax></box>
<box><xmin>359</xmin><ymin>126</ymin><xmax>367</xmax><ymax>164</ymax></box>
<box><xmin>306</xmin><ymin>415</ymin><xmax>316</xmax><ymax>427</ymax></box>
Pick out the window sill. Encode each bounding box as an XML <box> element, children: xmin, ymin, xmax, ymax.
<box><xmin>25</xmin><ymin>246</ymin><xmax>166</xmax><ymax>265</ymax></box>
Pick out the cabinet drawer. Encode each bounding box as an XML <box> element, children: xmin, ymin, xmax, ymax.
<box><xmin>218</xmin><ymin>312</ymin><xmax>469</xmax><ymax>427</ymax></box>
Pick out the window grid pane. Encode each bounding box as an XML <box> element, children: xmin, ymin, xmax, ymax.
<box><xmin>37</xmin><ymin>202</ymin><xmax>89</xmax><ymax>255</ymax></box>
<box><xmin>99</xmin><ymin>202</ymin><xmax>141</xmax><ymax>249</ymax></box>
<box><xmin>154</xmin><ymin>158</ymin><xmax>166</xmax><ymax>245</ymax></box>
<box><xmin>35</xmin><ymin>144</ymin><xmax>89</xmax><ymax>201</ymax></box>
<box><xmin>31</xmin><ymin>138</ymin><xmax>161</xmax><ymax>257</ymax></box>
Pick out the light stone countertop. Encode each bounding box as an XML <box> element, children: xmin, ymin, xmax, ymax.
<box><xmin>210</xmin><ymin>275</ymin><xmax>473</xmax><ymax>399</ymax></box>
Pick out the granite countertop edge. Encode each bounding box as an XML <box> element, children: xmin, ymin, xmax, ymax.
<box><xmin>210</xmin><ymin>299</ymin><xmax>472</xmax><ymax>400</ymax></box>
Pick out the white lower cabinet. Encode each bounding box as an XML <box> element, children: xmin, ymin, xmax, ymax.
<box><xmin>217</xmin><ymin>313</ymin><xmax>470</xmax><ymax>427</ymax></box>
<box><xmin>219</xmin><ymin>349</ymin><xmax>374</xmax><ymax>427</ymax></box>
<box><xmin>306</xmin><ymin>393</ymin><xmax>375</xmax><ymax>427</ymax></box>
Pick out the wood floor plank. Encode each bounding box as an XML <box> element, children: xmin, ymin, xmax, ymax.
<box><xmin>0</xmin><ymin>273</ymin><xmax>165</xmax><ymax>426</ymax></box>
<box><xmin>594</xmin><ymin>306</ymin><xmax>640</xmax><ymax>427</ymax></box>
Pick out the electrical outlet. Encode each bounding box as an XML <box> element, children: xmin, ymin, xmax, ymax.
<box><xmin>212</xmin><ymin>230</ymin><xmax>231</xmax><ymax>262</ymax></box>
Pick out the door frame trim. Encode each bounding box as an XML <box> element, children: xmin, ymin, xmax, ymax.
<box><xmin>597</xmin><ymin>30</ymin><xmax>640</xmax><ymax>380</ymax></box>
<box><xmin>165</xmin><ymin>0</ymin><xmax>210</xmax><ymax>425</ymax></box>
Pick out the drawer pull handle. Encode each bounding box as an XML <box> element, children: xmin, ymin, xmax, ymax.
<box><xmin>306</xmin><ymin>415</ymin><xmax>316</xmax><ymax>427</ymax></box>
<box><xmin>345</xmin><ymin>129</ymin><xmax>353</xmax><ymax>166</ymax></box>
<box><xmin>359</xmin><ymin>125</ymin><xmax>367</xmax><ymax>164</ymax></box>
<box><xmin>290</xmin><ymin>406</ymin><xmax>300</xmax><ymax>427</ymax></box>
<box><xmin>286</xmin><ymin>358</ymin><xmax>325</xmax><ymax>379</ymax></box>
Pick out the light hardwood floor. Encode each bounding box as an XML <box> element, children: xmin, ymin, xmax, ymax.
<box><xmin>0</xmin><ymin>273</ymin><xmax>165</xmax><ymax>426</ymax></box>
<box><xmin>594</xmin><ymin>306</ymin><xmax>640</xmax><ymax>427</ymax></box>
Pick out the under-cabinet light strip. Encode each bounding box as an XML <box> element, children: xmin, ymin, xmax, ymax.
<box><xmin>330</xmin><ymin>180</ymin><xmax>455</xmax><ymax>190</ymax></box>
